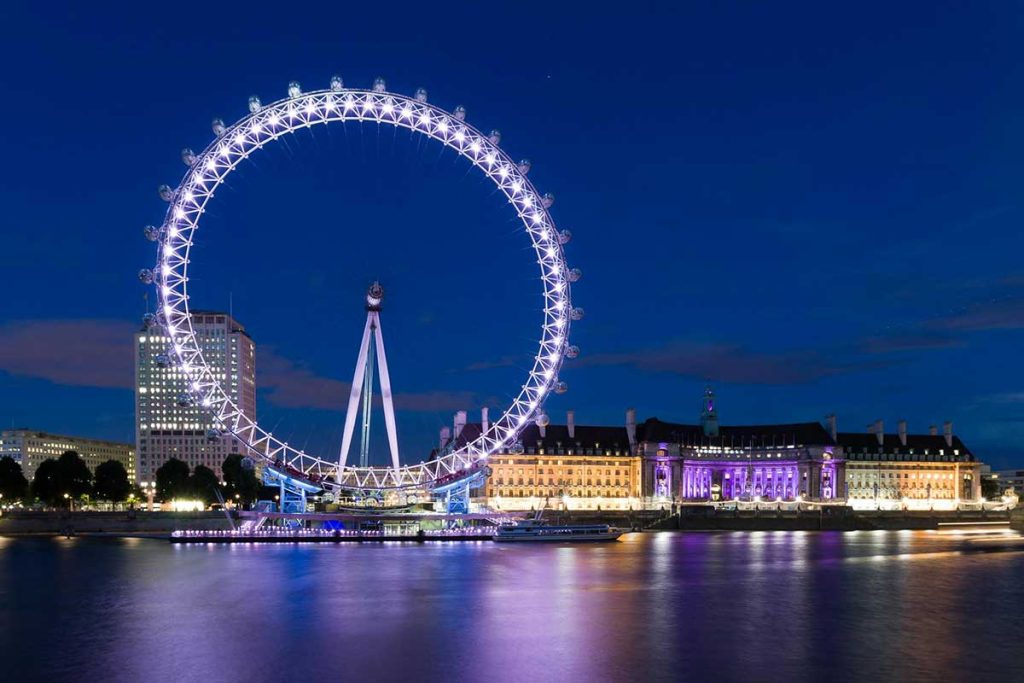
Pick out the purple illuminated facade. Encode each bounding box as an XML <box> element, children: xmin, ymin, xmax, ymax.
<box><xmin>638</xmin><ymin>418</ymin><xmax>843</xmax><ymax>502</ymax></box>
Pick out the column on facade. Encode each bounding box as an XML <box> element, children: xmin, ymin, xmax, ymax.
<box><xmin>954</xmin><ymin>462</ymin><xmax>960</xmax><ymax>502</ymax></box>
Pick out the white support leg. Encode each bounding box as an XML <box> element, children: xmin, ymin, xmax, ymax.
<box><xmin>338</xmin><ymin>314</ymin><xmax>375</xmax><ymax>470</ymax></box>
<box><xmin>372</xmin><ymin>311</ymin><xmax>402</xmax><ymax>476</ymax></box>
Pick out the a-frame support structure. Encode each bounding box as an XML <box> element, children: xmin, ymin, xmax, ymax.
<box><xmin>338</xmin><ymin>283</ymin><xmax>401</xmax><ymax>476</ymax></box>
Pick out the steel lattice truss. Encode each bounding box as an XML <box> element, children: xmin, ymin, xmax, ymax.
<box><xmin>142</xmin><ymin>78</ymin><xmax>580</xmax><ymax>491</ymax></box>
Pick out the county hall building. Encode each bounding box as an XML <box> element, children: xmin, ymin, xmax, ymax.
<box><xmin>634</xmin><ymin>388</ymin><xmax>842</xmax><ymax>503</ymax></box>
<box><xmin>448</xmin><ymin>386</ymin><xmax>986</xmax><ymax>510</ymax></box>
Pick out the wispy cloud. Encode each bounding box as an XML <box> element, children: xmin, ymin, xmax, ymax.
<box><xmin>463</xmin><ymin>355</ymin><xmax>522</xmax><ymax>372</ymax></box>
<box><xmin>972</xmin><ymin>391</ymin><xmax>1024</xmax><ymax>406</ymax></box>
<box><xmin>393</xmin><ymin>390</ymin><xmax>481</xmax><ymax>412</ymax></box>
<box><xmin>578</xmin><ymin>341</ymin><xmax>888</xmax><ymax>385</ymax></box>
<box><xmin>928</xmin><ymin>297</ymin><xmax>1024</xmax><ymax>332</ymax></box>
<box><xmin>257</xmin><ymin>350</ymin><xmax>350</xmax><ymax>411</ymax></box>
<box><xmin>0</xmin><ymin>319</ymin><xmax>478</xmax><ymax>413</ymax></box>
<box><xmin>257</xmin><ymin>348</ymin><xmax>483</xmax><ymax>414</ymax></box>
<box><xmin>0</xmin><ymin>319</ymin><xmax>135</xmax><ymax>389</ymax></box>
<box><xmin>860</xmin><ymin>333</ymin><xmax>965</xmax><ymax>354</ymax></box>
<box><xmin>855</xmin><ymin>276</ymin><xmax>1024</xmax><ymax>354</ymax></box>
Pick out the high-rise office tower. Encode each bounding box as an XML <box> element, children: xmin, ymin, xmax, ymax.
<box><xmin>134</xmin><ymin>311</ymin><xmax>256</xmax><ymax>484</ymax></box>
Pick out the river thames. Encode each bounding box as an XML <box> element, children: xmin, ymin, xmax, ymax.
<box><xmin>2</xmin><ymin>531</ymin><xmax>1022</xmax><ymax>682</ymax></box>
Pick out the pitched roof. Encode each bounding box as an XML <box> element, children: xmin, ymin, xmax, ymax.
<box><xmin>836</xmin><ymin>432</ymin><xmax>974</xmax><ymax>460</ymax></box>
<box><xmin>441</xmin><ymin>421</ymin><xmax>631</xmax><ymax>453</ymax></box>
<box><xmin>637</xmin><ymin>417</ymin><xmax>834</xmax><ymax>447</ymax></box>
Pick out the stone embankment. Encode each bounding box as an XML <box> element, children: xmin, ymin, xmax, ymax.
<box><xmin>2</xmin><ymin>507</ymin><xmax>1015</xmax><ymax>537</ymax></box>
<box><xmin>646</xmin><ymin>507</ymin><xmax>1011</xmax><ymax>531</ymax></box>
<box><xmin>1011</xmin><ymin>507</ymin><xmax>1024</xmax><ymax>532</ymax></box>
<box><xmin>0</xmin><ymin>510</ymin><xmax>234</xmax><ymax>537</ymax></box>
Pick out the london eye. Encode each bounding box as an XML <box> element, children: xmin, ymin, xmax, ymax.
<box><xmin>139</xmin><ymin>75</ymin><xmax>581</xmax><ymax>494</ymax></box>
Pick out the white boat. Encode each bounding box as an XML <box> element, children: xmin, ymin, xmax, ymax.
<box><xmin>493</xmin><ymin>518</ymin><xmax>625</xmax><ymax>542</ymax></box>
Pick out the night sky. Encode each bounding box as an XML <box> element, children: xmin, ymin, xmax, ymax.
<box><xmin>1</xmin><ymin>2</ymin><xmax>1022</xmax><ymax>468</ymax></box>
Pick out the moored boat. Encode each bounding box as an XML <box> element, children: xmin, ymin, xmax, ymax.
<box><xmin>493</xmin><ymin>518</ymin><xmax>624</xmax><ymax>542</ymax></box>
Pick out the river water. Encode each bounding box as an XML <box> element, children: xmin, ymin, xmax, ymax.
<box><xmin>1</xmin><ymin>531</ymin><xmax>1022</xmax><ymax>682</ymax></box>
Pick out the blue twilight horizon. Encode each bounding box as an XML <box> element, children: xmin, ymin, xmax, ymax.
<box><xmin>0</xmin><ymin>2</ymin><xmax>1022</xmax><ymax>468</ymax></box>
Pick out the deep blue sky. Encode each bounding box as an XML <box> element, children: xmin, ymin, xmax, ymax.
<box><xmin>1</xmin><ymin>2</ymin><xmax>1022</xmax><ymax>468</ymax></box>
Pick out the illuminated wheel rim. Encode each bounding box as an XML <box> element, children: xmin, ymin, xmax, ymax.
<box><xmin>144</xmin><ymin>79</ymin><xmax>577</xmax><ymax>490</ymax></box>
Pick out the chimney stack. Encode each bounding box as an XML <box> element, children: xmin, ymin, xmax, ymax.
<box><xmin>481</xmin><ymin>406</ymin><xmax>489</xmax><ymax>435</ymax></box>
<box><xmin>567</xmin><ymin>410</ymin><xmax>575</xmax><ymax>439</ymax></box>
<box><xmin>898</xmin><ymin>420</ymin><xmax>907</xmax><ymax>446</ymax></box>
<box><xmin>867</xmin><ymin>419</ymin><xmax>884</xmax><ymax>446</ymax></box>
<box><xmin>826</xmin><ymin>414</ymin><xmax>837</xmax><ymax>441</ymax></box>
<box><xmin>454</xmin><ymin>410</ymin><xmax>467</xmax><ymax>439</ymax></box>
<box><xmin>539</xmin><ymin>423</ymin><xmax>547</xmax><ymax>438</ymax></box>
<box><xmin>929</xmin><ymin>425</ymin><xmax>938</xmax><ymax>436</ymax></box>
<box><xmin>439</xmin><ymin>425</ymin><xmax>450</xmax><ymax>450</ymax></box>
<box><xmin>943</xmin><ymin>421</ymin><xmax>953</xmax><ymax>447</ymax></box>
<box><xmin>626</xmin><ymin>408</ymin><xmax>637</xmax><ymax>447</ymax></box>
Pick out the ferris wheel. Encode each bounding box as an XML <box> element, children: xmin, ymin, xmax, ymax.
<box><xmin>139</xmin><ymin>75</ymin><xmax>582</xmax><ymax>492</ymax></box>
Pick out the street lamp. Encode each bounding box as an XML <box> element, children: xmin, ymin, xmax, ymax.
<box><xmin>63</xmin><ymin>492</ymin><xmax>72</xmax><ymax>512</ymax></box>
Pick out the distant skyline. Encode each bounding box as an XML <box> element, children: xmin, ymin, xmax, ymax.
<box><xmin>1</xmin><ymin>3</ymin><xmax>1022</xmax><ymax>468</ymax></box>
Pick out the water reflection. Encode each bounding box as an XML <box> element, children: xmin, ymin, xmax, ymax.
<box><xmin>1</xmin><ymin>532</ymin><xmax>1022</xmax><ymax>682</ymax></box>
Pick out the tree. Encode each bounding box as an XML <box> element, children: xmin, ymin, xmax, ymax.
<box><xmin>0</xmin><ymin>456</ymin><xmax>29</xmax><ymax>502</ymax></box>
<box><xmin>31</xmin><ymin>459</ymin><xmax>61</xmax><ymax>506</ymax></box>
<box><xmin>30</xmin><ymin>451</ymin><xmax>92</xmax><ymax>507</ymax></box>
<box><xmin>981</xmin><ymin>474</ymin><xmax>1002</xmax><ymax>501</ymax></box>
<box><xmin>57</xmin><ymin>451</ymin><xmax>93</xmax><ymax>499</ymax></box>
<box><xmin>58</xmin><ymin>450</ymin><xmax>94</xmax><ymax>499</ymax></box>
<box><xmin>155</xmin><ymin>458</ymin><xmax>190</xmax><ymax>501</ymax></box>
<box><xmin>93</xmin><ymin>460</ymin><xmax>131</xmax><ymax>502</ymax></box>
<box><xmin>222</xmin><ymin>454</ymin><xmax>261</xmax><ymax>506</ymax></box>
<box><xmin>188</xmin><ymin>465</ymin><xmax>221</xmax><ymax>506</ymax></box>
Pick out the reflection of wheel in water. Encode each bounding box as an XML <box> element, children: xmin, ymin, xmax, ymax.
<box><xmin>140</xmin><ymin>76</ymin><xmax>582</xmax><ymax>492</ymax></box>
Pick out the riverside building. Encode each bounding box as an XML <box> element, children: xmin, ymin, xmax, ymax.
<box><xmin>443</xmin><ymin>410</ymin><xmax>641</xmax><ymax>510</ymax></box>
<box><xmin>427</xmin><ymin>390</ymin><xmax>989</xmax><ymax>512</ymax></box>
<box><xmin>134</xmin><ymin>311</ymin><xmax>256</xmax><ymax>484</ymax></box>
<box><xmin>635</xmin><ymin>389</ymin><xmax>842</xmax><ymax>503</ymax></box>
<box><xmin>0</xmin><ymin>430</ymin><xmax>136</xmax><ymax>483</ymax></box>
<box><xmin>995</xmin><ymin>469</ymin><xmax>1024</xmax><ymax>494</ymax></box>
<box><xmin>838</xmin><ymin>419</ymin><xmax>982</xmax><ymax>510</ymax></box>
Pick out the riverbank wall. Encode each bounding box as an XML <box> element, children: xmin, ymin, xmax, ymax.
<box><xmin>645</xmin><ymin>507</ymin><xmax>1011</xmax><ymax>531</ymax></box>
<box><xmin>1</xmin><ymin>507</ymin><xmax>1015</xmax><ymax>536</ymax></box>
<box><xmin>0</xmin><ymin>510</ymin><xmax>235</xmax><ymax>536</ymax></box>
<box><xmin>1011</xmin><ymin>507</ymin><xmax>1024</xmax><ymax>532</ymax></box>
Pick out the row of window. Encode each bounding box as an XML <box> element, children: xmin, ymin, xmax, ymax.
<box><xmin>514</xmin><ymin>449</ymin><xmax>628</xmax><ymax>457</ymax></box>
<box><xmin>494</xmin><ymin>478</ymin><xmax>627</xmax><ymax>487</ymax></box>
<box><xmin>493</xmin><ymin>467</ymin><xmax>630</xmax><ymax>476</ymax></box>
<box><xmin>849</xmin><ymin>471</ymin><xmax>959</xmax><ymax>480</ymax></box>
<box><xmin>491</xmin><ymin>490</ymin><xmax>633</xmax><ymax>498</ymax></box>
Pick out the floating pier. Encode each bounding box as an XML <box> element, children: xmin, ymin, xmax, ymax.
<box><xmin>170</xmin><ymin>527</ymin><xmax>495</xmax><ymax>544</ymax></box>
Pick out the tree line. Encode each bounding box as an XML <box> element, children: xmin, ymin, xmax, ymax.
<box><xmin>0</xmin><ymin>452</ymin><xmax>262</xmax><ymax>508</ymax></box>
